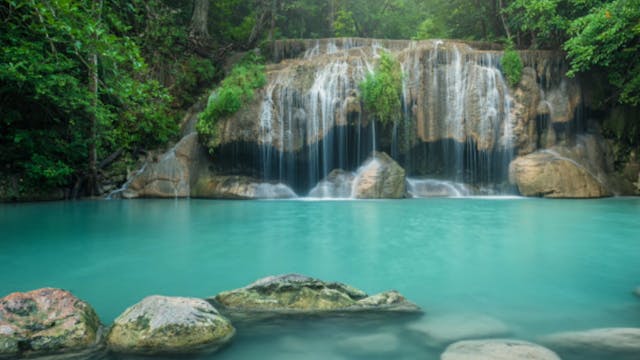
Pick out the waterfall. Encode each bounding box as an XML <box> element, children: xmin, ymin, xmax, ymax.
<box><xmin>218</xmin><ymin>39</ymin><xmax>536</xmax><ymax>197</ymax></box>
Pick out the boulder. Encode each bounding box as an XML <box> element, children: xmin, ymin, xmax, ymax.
<box><xmin>441</xmin><ymin>339</ymin><xmax>561</xmax><ymax>360</ymax></box>
<box><xmin>192</xmin><ymin>175</ymin><xmax>297</xmax><ymax>199</ymax></box>
<box><xmin>122</xmin><ymin>133</ymin><xmax>205</xmax><ymax>198</ymax></box>
<box><xmin>509</xmin><ymin>150</ymin><xmax>610</xmax><ymax>198</ymax></box>
<box><xmin>106</xmin><ymin>295</ymin><xmax>235</xmax><ymax>355</ymax></box>
<box><xmin>308</xmin><ymin>169</ymin><xmax>355</xmax><ymax>198</ymax></box>
<box><xmin>353</xmin><ymin>152</ymin><xmax>406</xmax><ymax>199</ymax></box>
<box><xmin>0</xmin><ymin>288</ymin><xmax>102</xmax><ymax>359</ymax></box>
<box><xmin>208</xmin><ymin>274</ymin><xmax>421</xmax><ymax>321</ymax></box>
<box><xmin>407</xmin><ymin>314</ymin><xmax>510</xmax><ymax>347</ymax></box>
<box><xmin>635</xmin><ymin>287</ymin><xmax>640</xmax><ymax>298</ymax></box>
<box><xmin>542</xmin><ymin>328</ymin><xmax>640</xmax><ymax>359</ymax></box>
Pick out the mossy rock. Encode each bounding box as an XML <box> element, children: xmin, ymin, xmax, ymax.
<box><xmin>0</xmin><ymin>288</ymin><xmax>103</xmax><ymax>359</ymax></box>
<box><xmin>208</xmin><ymin>274</ymin><xmax>421</xmax><ymax>322</ymax></box>
<box><xmin>106</xmin><ymin>296</ymin><xmax>235</xmax><ymax>355</ymax></box>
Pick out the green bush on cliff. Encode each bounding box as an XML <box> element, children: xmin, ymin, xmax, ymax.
<box><xmin>360</xmin><ymin>52</ymin><xmax>403</xmax><ymax>124</ymax></box>
<box><xmin>501</xmin><ymin>42</ymin><xmax>523</xmax><ymax>87</ymax></box>
<box><xmin>197</xmin><ymin>54</ymin><xmax>266</xmax><ymax>154</ymax></box>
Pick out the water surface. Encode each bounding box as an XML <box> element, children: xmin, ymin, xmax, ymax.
<box><xmin>1</xmin><ymin>198</ymin><xmax>639</xmax><ymax>359</ymax></box>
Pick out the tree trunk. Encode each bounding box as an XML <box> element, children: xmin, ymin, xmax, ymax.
<box><xmin>189</xmin><ymin>0</ymin><xmax>211</xmax><ymax>52</ymax></box>
<box><xmin>497</xmin><ymin>0</ymin><xmax>512</xmax><ymax>40</ymax></box>
<box><xmin>268</xmin><ymin>0</ymin><xmax>277</xmax><ymax>51</ymax></box>
<box><xmin>87</xmin><ymin>0</ymin><xmax>103</xmax><ymax>197</ymax></box>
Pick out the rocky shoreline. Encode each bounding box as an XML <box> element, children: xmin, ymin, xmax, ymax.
<box><xmin>2</xmin><ymin>276</ymin><xmax>639</xmax><ymax>359</ymax></box>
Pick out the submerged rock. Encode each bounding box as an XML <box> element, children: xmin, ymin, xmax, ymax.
<box><xmin>353</xmin><ymin>152</ymin><xmax>406</xmax><ymax>199</ymax></box>
<box><xmin>542</xmin><ymin>328</ymin><xmax>640</xmax><ymax>359</ymax></box>
<box><xmin>441</xmin><ymin>339</ymin><xmax>561</xmax><ymax>360</ymax></box>
<box><xmin>407</xmin><ymin>313</ymin><xmax>510</xmax><ymax>347</ymax></box>
<box><xmin>336</xmin><ymin>333</ymin><xmax>399</xmax><ymax>355</ymax></box>
<box><xmin>509</xmin><ymin>150</ymin><xmax>610</xmax><ymax>198</ymax></box>
<box><xmin>208</xmin><ymin>274</ymin><xmax>421</xmax><ymax>321</ymax></box>
<box><xmin>635</xmin><ymin>287</ymin><xmax>640</xmax><ymax>298</ymax></box>
<box><xmin>106</xmin><ymin>295</ymin><xmax>235</xmax><ymax>355</ymax></box>
<box><xmin>0</xmin><ymin>288</ymin><xmax>102</xmax><ymax>359</ymax></box>
<box><xmin>192</xmin><ymin>175</ymin><xmax>297</xmax><ymax>199</ymax></box>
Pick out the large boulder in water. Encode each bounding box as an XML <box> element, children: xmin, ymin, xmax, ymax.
<box><xmin>509</xmin><ymin>150</ymin><xmax>610</xmax><ymax>198</ymax></box>
<box><xmin>353</xmin><ymin>152</ymin><xmax>406</xmax><ymax>199</ymax></box>
<box><xmin>106</xmin><ymin>295</ymin><xmax>235</xmax><ymax>355</ymax></box>
<box><xmin>308</xmin><ymin>169</ymin><xmax>355</xmax><ymax>198</ymax></box>
<box><xmin>207</xmin><ymin>274</ymin><xmax>421</xmax><ymax>321</ymax></box>
<box><xmin>542</xmin><ymin>328</ymin><xmax>640</xmax><ymax>360</ymax></box>
<box><xmin>192</xmin><ymin>174</ymin><xmax>297</xmax><ymax>199</ymax></box>
<box><xmin>0</xmin><ymin>288</ymin><xmax>102</xmax><ymax>359</ymax></box>
<box><xmin>441</xmin><ymin>339</ymin><xmax>561</xmax><ymax>360</ymax></box>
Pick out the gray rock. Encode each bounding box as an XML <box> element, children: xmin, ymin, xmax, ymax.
<box><xmin>336</xmin><ymin>333</ymin><xmax>399</xmax><ymax>355</ymax></box>
<box><xmin>441</xmin><ymin>339</ymin><xmax>561</xmax><ymax>360</ymax></box>
<box><xmin>0</xmin><ymin>288</ymin><xmax>102</xmax><ymax>359</ymax></box>
<box><xmin>542</xmin><ymin>328</ymin><xmax>640</xmax><ymax>359</ymax></box>
<box><xmin>353</xmin><ymin>152</ymin><xmax>406</xmax><ymax>199</ymax></box>
<box><xmin>634</xmin><ymin>287</ymin><xmax>640</xmax><ymax>298</ymax></box>
<box><xmin>208</xmin><ymin>274</ymin><xmax>421</xmax><ymax>321</ymax></box>
<box><xmin>408</xmin><ymin>313</ymin><xmax>511</xmax><ymax>347</ymax></box>
<box><xmin>106</xmin><ymin>295</ymin><xmax>235</xmax><ymax>355</ymax></box>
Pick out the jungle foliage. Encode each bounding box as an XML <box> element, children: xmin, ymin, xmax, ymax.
<box><xmin>1</xmin><ymin>0</ymin><xmax>638</xmax><ymax>198</ymax></box>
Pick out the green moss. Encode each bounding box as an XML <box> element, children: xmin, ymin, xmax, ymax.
<box><xmin>196</xmin><ymin>54</ymin><xmax>267</xmax><ymax>155</ymax></box>
<box><xmin>359</xmin><ymin>52</ymin><xmax>403</xmax><ymax>125</ymax></box>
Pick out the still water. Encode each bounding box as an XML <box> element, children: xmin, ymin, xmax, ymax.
<box><xmin>1</xmin><ymin>198</ymin><xmax>639</xmax><ymax>359</ymax></box>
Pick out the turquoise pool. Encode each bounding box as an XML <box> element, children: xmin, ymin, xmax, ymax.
<box><xmin>1</xmin><ymin>198</ymin><xmax>639</xmax><ymax>359</ymax></box>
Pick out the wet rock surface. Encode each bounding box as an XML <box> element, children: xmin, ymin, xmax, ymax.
<box><xmin>352</xmin><ymin>152</ymin><xmax>406</xmax><ymax>199</ymax></box>
<box><xmin>441</xmin><ymin>339</ymin><xmax>561</xmax><ymax>360</ymax></box>
<box><xmin>509</xmin><ymin>150</ymin><xmax>610</xmax><ymax>198</ymax></box>
<box><xmin>208</xmin><ymin>274</ymin><xmax>421</xmax><ymax>322</ymax></box>
<box><xmin>192</xmin><ymin>174</ymin><xmax>297</xmax><ymax>199</ymax></box>
<box><xmin>106</xmin><ymin>295</ymin><xmax>235</xmax><ymax>355</ymax></box>
<box><xmin>0</xmin><ymin>288</ymin><xmax>102</xmax><ymax>359</ymax></box>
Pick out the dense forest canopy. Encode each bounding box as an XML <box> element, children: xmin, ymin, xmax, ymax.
<box><xmin>1</xmin><ymin>0</ymin><xmax>638</xmax><ymax>199</ymax></box>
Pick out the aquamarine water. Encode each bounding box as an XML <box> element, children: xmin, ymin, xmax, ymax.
<box><xmin>1</xmin><ymin>198</ymin><xmax>639</xmax><ymax>359</ymax></box>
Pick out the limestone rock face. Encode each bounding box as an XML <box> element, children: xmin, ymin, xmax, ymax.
<box><xmin>0</xmin><ymin>288</ymin><xmax>102</xmax><ymax>358</ymax></box>
<box><xmin>353</xmin><ymin>152</ymin><xmax>406</xmax><ymax>199</ymax></box>
<box><xmin>123</xmin><ymin>133</ymin><xmax>206</xmax><ymax>198</ymax></box>
<box><xmin>408</xmin><ymin>314</ymin><xmax>511</xmax><ymax>347</ymax></box>
<box><xmin>542</xmin><ymin>328</ymin><xmax>640</xmax><ymax>359</ymax></box>
<box><xmin>441</xmin><ymin>339</ymin><xmax>561</xmax><ymax>360</ymax></box>
<box><xmin>192</xmin><ymin>174</ymin><xmax>297</xmax><ymax>199</ymax></box>
<box><xmin>509</xmin><ymin>151</ymin><xmax>610</xmax><ymax>198</ymax></box>
<box><xmin>106</xmin><ymin>295</ymin><xmax>235</xmax><ymax>355</ymax></box>
<box><xmin>208</xmin><ymin>274</ymin><xmax>421</xmax><ymax>320</ymax></box>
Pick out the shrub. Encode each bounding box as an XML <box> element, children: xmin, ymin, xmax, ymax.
<box><xmin>501</xmin><ymin>42</ymin><xmax>523</xmax><ymax>87</ymax></box>
<box><xmin>359</xmin><ymin>52</ymin><xmax>403</xmax><ymax>124</ymax></box>
<box><xmin>196</xmin><ymin>54</ymin><xmax>266</xmax><ymax>154</ymax></box>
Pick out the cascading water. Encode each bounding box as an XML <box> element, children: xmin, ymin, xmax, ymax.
<box><xmin>216</xmin><ymin>38</ymin><xmax>565</xmax><ymax>197</ymax></box>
